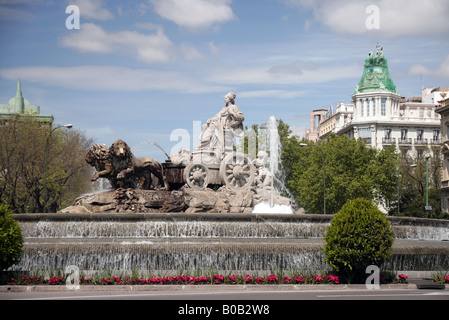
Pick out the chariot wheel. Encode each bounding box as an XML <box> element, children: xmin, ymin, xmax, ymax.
<box><xmin>184</xmin><ymin>163</ymin><xmax>210</xmax><ymax>188</ymax></box>
<box><xmin>219</xmin><ymin>152</ymin><xmax>255</xmax><ymax>191</ymax></box>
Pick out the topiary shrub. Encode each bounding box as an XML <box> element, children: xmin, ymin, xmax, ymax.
<box><xmin>0</xmin><ymin>204</ymin><xmax>23</xmax><ymax>271</ymax></box>
<box><xmin>323</xmin><ymin>198</ymin><xmax>394</xmax><ymax>283</ymax></box>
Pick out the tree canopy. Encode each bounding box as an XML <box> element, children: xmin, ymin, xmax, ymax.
<box><xmin>283</xmin><ymin>134</ymin><xmax>400</xmax><ymax>214</ymax></box>
<box><xmin>0</xmin><ymin>114</ymin><xmax>93</xmax><ymax>213</ymax></box>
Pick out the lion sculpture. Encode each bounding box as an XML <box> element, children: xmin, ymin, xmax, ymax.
<box><xmin>85</xmin><ymin>144</ymin><xmax>119</xmax><ymax>188</ymax></box>
<box><xmin>85</xmin><ymin>140</ymin><xmax>167</xmax><ymax>190</ymax></box>
<box><xmin>109</xmin><ymin>139</ymin><xmax>167</xmax><ymax>190</ymax></box>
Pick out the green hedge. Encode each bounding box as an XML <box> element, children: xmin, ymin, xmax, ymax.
<box><xmin>323</xmin><ymin>198</ymin><xmax>394</xmax><ymax>283</ymax></box>
<box><xmin>0</xmin><ymin>204</ymin><xmax>23</xmax><ymax>271</ymax></box>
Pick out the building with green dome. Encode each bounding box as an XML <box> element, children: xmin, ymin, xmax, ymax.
<box><xmin>354</xmin><ymin>44</ymin><xmax>398</xmax><ymax>95</ymax></box>
<box><xmin>0</xmin><ymin>80</ymin><xmax>54</xmax><ymax>124</ymax></box>
<box><xmin>306</xmin><ymin>44</ymin><xmax>444</xmax><ymax>160</ymax></box>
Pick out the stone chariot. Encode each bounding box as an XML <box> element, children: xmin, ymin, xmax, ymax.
<box><xmin>164</xmin><ymin>149</ymin><xmax>255</xmax><ymax>192</ymax></box>
<box><xmin>163</xmin><ymin>92</ymin><xmax>256</xmax><ymax>192</ymax></box>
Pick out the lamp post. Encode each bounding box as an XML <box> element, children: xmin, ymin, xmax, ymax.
<box><xmin>300</xmin><ymin>143</ymin><xmax>326</xmax><ymax>214</ymax></box>
<box><xmin>43</xmin><ymin>124</ymin><xmax>73</xmax><ymax>212</ymax></box>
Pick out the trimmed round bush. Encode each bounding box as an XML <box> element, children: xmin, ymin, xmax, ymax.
<box><xmin>0</xmin><ymin>204</ymin><xmax>23</xmax><ymax>271</ymax></box>
<box><xmin>323</xmin><ymin>198</ymin><xmax>394</xmax><ymax>283</ymax></box>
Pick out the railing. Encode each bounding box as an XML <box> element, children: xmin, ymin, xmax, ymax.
<box><xmin>430</xmin><ymin>139</ymin><xmax>441</xmax><ymax>145</ymax></box>
<box><xmin>382</xmin><ymin>138</ymin><xmax>396</xmax><ymax>145</ymax></box>
<box><xmin>398</xmin><ymin>138</ymin><xmax>412</xmax><ymax>145</ymax></box>
<box><xmin>414</xmin><ymin>138</ymin><xmax>428</xmax><ymax>146</ymax></box>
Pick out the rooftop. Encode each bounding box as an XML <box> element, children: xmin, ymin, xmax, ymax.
<box><xmin>354</xmin><ymin>44</ymin><xmax>398</xmax><ymax>95</ymax></box>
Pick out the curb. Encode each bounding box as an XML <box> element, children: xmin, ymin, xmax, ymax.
<box><xmin>0</xmin><ymin>283</ymin><xmax>425</xmax><ymax>293</ymax></box>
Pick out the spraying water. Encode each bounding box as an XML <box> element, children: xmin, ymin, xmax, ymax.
<box><xmin>252</xmin><ymin>116</ymin><xmax>293</xmax><ymax>214</ymax></box>
<box><xmin>145</xmin><ymin>141</ymin><xmax>170</xmax><ymax>159</ymax></box>
<box><xmin>133</xmin><ymin>140</ymin><xmax>170</xmax><ymax>159</ymax></box>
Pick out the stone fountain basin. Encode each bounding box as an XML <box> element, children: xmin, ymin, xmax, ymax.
<box><xmin>12</xmin><ymin>213</ymin><xmax>449</xmax><ymax>273</ymax></box>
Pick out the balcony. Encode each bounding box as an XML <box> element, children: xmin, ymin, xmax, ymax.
<box><xmin>382</xmin><ymin>138</ymin><xmax>396</xmax><ymax>145</ymax></box>
<box><xmin>398</xmin><ymin>138</ymin><xmax>412</xmax><ymax>147</ymax></box>
<box><xmin>414</xmin><ymin>138</ymin><xmax>428</xmax><ymax>147</ymax></box>
<box><xmin>442</xmin><ymin>180</ymin><xmax>449</xmax><ymax>190</ymax></box>
<box><xmin>431</xmin><ymin>139</ymin><xmax>441</xmax><ymax>145</ymax></box>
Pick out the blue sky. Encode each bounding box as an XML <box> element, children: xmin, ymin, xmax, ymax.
<box><xmin>1</xmin><ymin>0</ymin><xmax>448</xmax><ymax>161</ymax></box>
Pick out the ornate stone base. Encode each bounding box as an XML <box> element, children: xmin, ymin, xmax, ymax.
<box><xmin>59</xmin><ymin>187</ymin><xmax>293</xmax><ymax>214</ymax></box>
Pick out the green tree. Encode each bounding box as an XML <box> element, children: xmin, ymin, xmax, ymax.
<box><xmin>0</xmin><ymin>114</ymin><xmax>93</xmax><ymax>213</ymax></box>
<box><xmin>324</xmin><ymin>198</ymin><xmax>394</xmax><ymax>283</ymax></box>
<box><xmin>391</xmin><ymin>151</ymin><xmax>446</xmax><ymax>219</ymax></box>
<box><xmin>287</xmin><ymin>134</ymin><xmax>400</xmax><ymax>214</ymax></box>
<box><xmin>0</xmin><ymin>204</ymin><xmax>22</xmax><ymax>271</ymax></box>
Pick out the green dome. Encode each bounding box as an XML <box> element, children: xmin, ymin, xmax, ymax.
<box><xmin>355</xmin><ymin>46</ymin><xmax>398</xmax><ymax>94</ymax></box>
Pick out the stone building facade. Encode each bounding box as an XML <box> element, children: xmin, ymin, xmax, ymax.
<box><xmin>435</xmin><ymin>97</ymin><xmax>449</xmax><ymax>214</ymax></box>
<box><xmin>306</xmin><ymin>45</ymin><xmax>445</xmax><ymax>160</ymax></box>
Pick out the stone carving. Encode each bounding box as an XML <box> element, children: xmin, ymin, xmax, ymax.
<box><xmin>64</xmin><ymin>92</ymin><xmax>294</xmax><ymax>214</ymax></box>
<box><xmin>253</xmin><ymin>151</ymin><xmax>272</xmax><ymax>190</ymax></box>
<box><xmin>196</xmin><ymin>92</ymin><xmax>245</xmax><ymax>159</ymax></box>
<box><xmin>61</xmin><ymin>187</ymin><xmax>255</xmax><ymax>214</ymax></box>
<box><xmin>170</xmin><ymin>92</ymin><xmax>255</xmax><ymax>191</ymax></box>
<box><xmin>85</xmin><ymin>144</ymin><xmax>117</xmax><ymax>187</ymax></box>
<box><xmin>109</xmin><ymin>139</ymin><xmax>167</xmax><ymax>190</ymax></box>
<box><xmin>86</xmin><ymin>140</ymin><xmax>167</xmax><ymax>190</ymax></box>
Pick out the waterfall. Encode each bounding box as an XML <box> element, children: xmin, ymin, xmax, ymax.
<box><xmin>12</xmin><ymin>213</ymin><xmax>449</xmax><ymax>273</ymax></box>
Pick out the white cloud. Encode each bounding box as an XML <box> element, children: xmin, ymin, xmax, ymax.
<box><xmin>409</xmin><ymin>54</ymin><xmax>449</xmax><ymax>80</ymax></box>
<box><xmin>0</xmin><ymin>66</ymin><xmax>227</xmax><ymax>94</ymax></box>
<box><xmin>208</xmin><ymin>42</ymin><xmax>221</xmax><ymax>55</ymax></box>
<box><xmin>239</xmin><ymin>90</ymin><xmax>311</xmax><ymax>99</ymax></box>
<box><xmin>59</xmin><ymin>23</ymin><xmax>175</xmax><ymax>63</ymax></box>
<box><xmin>149</xmin><ymin>0</ymin><xmax>235</xmax><ymax>31</ymax></box>
<box><xmin>70</xmin><ymin>0</ymin><xmax>113</xmax><ymax>21</ymax></box>
<box><xmin>283</xmin><ymin>0</ymin><xmax>449</xmax><ymax>38</ymax></box>
<box><xmin>206</xmin><ymin>63</ymin><xmax>361</xmax><ymax>86</ymax></box>
<box><xmin>268</xmin><ymin>60</ymin><xmax>319</xmax><ymax>75</ymax></box>
<box><xmin>180</xmin><ymin>43</ymin><xmax>206</xmax><ymax>61</ymax></box>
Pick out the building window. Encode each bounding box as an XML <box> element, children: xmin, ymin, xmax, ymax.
<box><xmin>385</xmin><ymin>129</ymin><xmax>391</xmax><ymax>139</ymax></box>
<box><xmin>434</xmin><ymin>130</ymin><xmax>440</xmax><ymax>142</ymax></box>
<box><xmin>372</xmin><ymin>99</ymin><xmax>376</xmax><ymax>116</ymax></box>
<box><xmin>359</xmin><ymin>127</ymin><xmax>371</xmax><ymax>143</ymax></box>
<box><xmin>361</xmin><ymin>100</ymin><xmax>364</xmax><ymax>117</ymax></box>
<box><xmin>381</xmin><ymin>98</ymin><xmax>387</xmax><ymax>116</ymax></box>
<box><xmin>417</xmin><ymin>129</ymin><xmax>424</xmax><ymax>141</ymax></box>
<box><xmin>401</xmin><ymin>129</ymin><xmax>408</xmax><ymax>140</ymax></box>
<box><xmin>367</xmin><ymin>100</ymin><xmax>370</xmax><ymax>116</ymax></box>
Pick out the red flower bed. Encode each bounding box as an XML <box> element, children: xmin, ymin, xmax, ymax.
<box><xmin>6</xmin><ymin>272</ymin><xmax>343</xmax><ymax>286</ymax></box>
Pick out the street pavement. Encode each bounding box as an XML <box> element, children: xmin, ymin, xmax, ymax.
<box><xmin>1</xmin><ymin>285</ymin><xmax>448</xmax><ymax>301</ymax></box>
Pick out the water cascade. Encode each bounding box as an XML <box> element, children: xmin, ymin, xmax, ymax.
<box><xmin>12</xmin><ymin>213</ymin><xmax>449</xmax><ymax>273</ymax></box>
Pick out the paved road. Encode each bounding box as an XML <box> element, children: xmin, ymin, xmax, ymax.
<box><xmin>2</xmin><ymin>287</ymin><xmax>447</xmax><ymax>319</ymax></box>
<box><xmin>2</xmin><ymin>288</ymin><xmax>448</xmax><ymax>300</ymax></box>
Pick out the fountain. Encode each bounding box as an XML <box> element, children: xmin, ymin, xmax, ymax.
<box><xmin>252</xmin><ymin>115</ymin><xmax>293</xmax><ymax>214</ymax></box>
<box><xmin>9</xmin><ymin>92</ymin><xmax>449</xmax><ymax>275</ymax></box>
<box><xmin>11</xmin><ymin>213</ymin><xmax>449</xmax><ymax>273</ymax></box>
